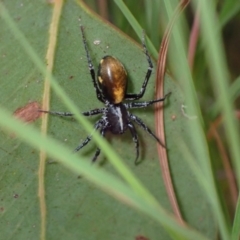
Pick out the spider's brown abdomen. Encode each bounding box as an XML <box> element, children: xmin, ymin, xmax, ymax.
<box><xmin>97</xmin><ymin>56</ymin><xmax>127</xmax><ymax>104</ymax></box>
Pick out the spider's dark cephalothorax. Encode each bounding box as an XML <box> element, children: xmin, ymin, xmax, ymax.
<box><xmin>41</xmin><ymin>26</ymin><xmax>170</xmax><ymax>164</ymax></box>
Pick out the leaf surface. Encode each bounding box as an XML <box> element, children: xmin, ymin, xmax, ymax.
<box><xmin>0</xmin><ymin>1</ymin><xmax>216</xmax><ymax>239</ymax></box>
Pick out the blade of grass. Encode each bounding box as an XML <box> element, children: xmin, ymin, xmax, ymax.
<box><xmin>211</xmin><ymin>76</ymin><xmax>240</xmax><ymax>116</ymax></box>
<box><xmin>155</xmin><ymin>0</ymin><xmax>190</xmax><ymax>224</ymax></box>
<box><xmin>194</xmin><ymin>0</ymin><xmax>240</xmax><ymax>187</ymax></box>
<box><xmin>231</xmin><ymin>194</ymin><xmax>240</xmax><ymax>240</ymax></box>
<box><xmin>113</xmin><ymin>0</ymin><xmax>158</xmax><ymax>58</ymax></box>
<box><xmin>163</xmin><ymin>0</ymin><xmax>231</xmax><ymax>239</ymax></box>
<box><xmin>219</xmin><ymin>0</ymin><xmax>240</xmax><ymax>27</ymax></box>
<box><xmin>194</xmin><ymin>1</ymin><xmax>240</xmax><ymax>238</ymax></box>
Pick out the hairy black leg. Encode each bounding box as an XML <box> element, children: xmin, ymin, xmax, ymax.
<box><xmin>80</xmin><ymin>26</ymin><xmax>105</xmax><ymax>102</ymax></box>
<box><xmin>125</xmin><ymin>92</ymin><xmax>171</xmax><ymax>109</ymax></box>
<box><xmin>128</xmin><ymin>122</ymin><xmax>140</xmax><ymax>164</ymax></box>
<box><xmin>91</xmin><ymin>128</ymin><xmax>106</xmax><ymax>162</ymax></box>
<box><xmin>82</xmin><ymin>108</ymin><xmax>105</xmax><ymax>116</ymax></box>
<box><xmin>38</xmin><ymin>110</ymin><xmax>74</xmax><ymax>116</ymax></box>
<box><xmin>39</xmin><ymin>108</ymin><xmax>105</xmax><ymax>117</ymax></box>
<box><xmin>74</xmin><ymin>119</ymin><xmax>103</xmax><ymax>152</ymax></box>
<box><xmin>129</xmin><ymin>113</ymin><xmax>165</xmax><ymax>148</ymax></box>
<box><xmin>125</xmin><ymin>31</ymin><xmax>153</xmax><ymax>101</ymax></box>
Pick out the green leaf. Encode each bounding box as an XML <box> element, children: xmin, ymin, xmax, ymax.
<box><xmin>0</xmin><ymin>1</ymin><xmax>217</xmax><ymax>239</ymax></box>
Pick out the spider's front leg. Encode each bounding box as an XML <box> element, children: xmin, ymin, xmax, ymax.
<box><xmin>125</xmin><ymin>30</ymin><xmax>153</xmax><ymax>101</ymax></box>
<box><xmin>38</xmin><ymin>110</ymin><xmax>74</xmax><ymax>117</ymax></box>
<box><xmin>80</xmin><ymin>26</ymin><xmax>105</xmax><ymax>103</ymax></box>
<box><xmin>39</xmin><ymin>108</ymin><xmax>105</xmax><ymax>117</ymax></box>
<box><xmin>125</xmin><ymin>92</ymin><xmax>171</xmax><ymax>109</ymax></box>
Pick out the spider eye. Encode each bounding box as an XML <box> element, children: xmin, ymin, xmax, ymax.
<box><xmin>97</xmin><ymin>56</ymin><xmax>127</xmax><ymax>104</ymax></box>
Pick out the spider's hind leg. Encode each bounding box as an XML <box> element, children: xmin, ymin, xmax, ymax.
<box><xmin>129</xmin><ymin>113</ymin><xmax>165</xmax><ymax>148</ymax></box>
<box><xmin>128</xmin><ymin>122</ymin><xmax>140</xmax><ymax>165</ymax></box>
<box><xmin>74</xmin><ymin>119</ymin><xmax>103</xmax><ymax>153</ymax></box>
<box><xmin>91</xmin><ymin>127</ymin><xmax>106</xmax><ymax>162</ymax></box>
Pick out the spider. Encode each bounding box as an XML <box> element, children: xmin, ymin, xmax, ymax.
<box><xmin>40</xmin><ymin>26</ymin><xmax>170</xmax><ymax>164</ymax></box>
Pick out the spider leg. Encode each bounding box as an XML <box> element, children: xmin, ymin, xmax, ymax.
<box><xmin>80</xmin><ymin>26</ymin><xmax>105</xmax><ymax>102</ymax></box>
<box><xmin>39</xmin><ymin>108</ymin><xmax>105</xmax><ymax>117</ymax></box>
<box><xmin>74</xmin><ymin>119</ymin><xmax>103</xmax><ymax>152</ymax></box>
<box><xmin>128</xmin><ymin>122</ymin><xmax>140</xmax><ymax>165</ymax></box>
<box><xmin>82</xmin><ymin>108</ymin><xmax>105</xmax><ymax>116</ymax></box>
<box><xmin>38</xmin><ymin>110</ymin><xmax>74</xmax><ymax>116</ymax></box>
<box><xmin>129</xmin><ymin>113</ymin><xmax>165</xmax><ymax>148</ymax></box>
<box><xmin>91</xmin><ymin>127</ymin><xmax>106</xmax><ymax>162</ymax></box>
<box><xmin>125</xmin><ymin>30</ymin><xmax>153</xmax><ymax>101</ymax></box>
<box><xmin>125</xmin><ymin>92</ymin><xmax>171</xmax><ymax>109</ymax></box>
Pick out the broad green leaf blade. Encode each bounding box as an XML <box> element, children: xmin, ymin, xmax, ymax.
<box><xmin>0</xmin><ymin>2</ymin><xmax>51</xmax><ymax>240</ymax></box>
<box><xmin>0</xmin><ymin>1</ymin><xmax>216</xmax><ymax>239</ymax></box>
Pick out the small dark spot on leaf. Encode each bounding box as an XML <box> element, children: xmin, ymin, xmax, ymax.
<box><xmin>0</xmin><ymin>207</ymin><xmax>4</xmax><ymax>212</ymax></box>
<box><xmin>75</xmin><ymin>213</ymin><xmax>81</xmax><ymax>218</ymax></box>
<box><xmin>15</xmin><ymin>16</ymin><xmax>21</xmax><ymax>21</ymax></box>
<box><xmin>13</xmin><ymin>194</ymin><xmax>19</xmax><ymax>199</ymax></box>
<box><xmin>14</xmin><ymin>101</ymin><xmax>41</xmax><ymax>123</ymax></box>
<box><xmin>69</xmin><ymin>75</ymin><xmax>74</xmax><ymax>79</ymax></box>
